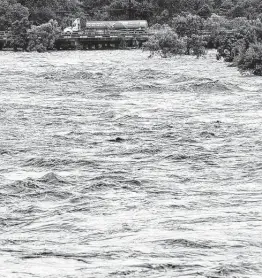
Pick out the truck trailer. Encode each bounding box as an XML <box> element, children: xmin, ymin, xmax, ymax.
<box><xmin>64</xmin><ymin>19</ymin><xmax>148</xmax><ymax>35</ymax></box>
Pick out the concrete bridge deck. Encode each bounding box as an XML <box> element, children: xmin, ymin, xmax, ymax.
<box><xmin>0</xmin><ymin>30</ymin><xmax>149</xmax><ymax>50</ymax></box>
<box><xmin>56</xmin><ymin>30</ymin><xmax>149</xmax><ymax>49</ymax></box>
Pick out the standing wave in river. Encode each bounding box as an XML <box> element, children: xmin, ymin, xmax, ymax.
<box><xmin>0</xmin><ymin>50</ymin><xmax>262</xmax><ymax>277</ymax></box>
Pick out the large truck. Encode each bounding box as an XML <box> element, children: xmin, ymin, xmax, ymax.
<box><xmin>63</xmin><ymin>19</ymin><xmax>148</xmax><ymax>35</ymax></box>
<box><xmin>59</xmin><ymin>19</ymin><xmax>149</xmax><ymax>50</ymax></box>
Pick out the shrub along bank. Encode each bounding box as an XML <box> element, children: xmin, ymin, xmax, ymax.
<box><xmin>145</xmin><ymin>14</ymin><xmax>262</xmax><ymax>76</ymax></box>
<box><xmin>143</xmin><ymin>23</ymin><xmax>206</xmax><ymax>58</ymax></box>
<box><xmin>11</xmin><ymin>18</ymin><xmax>60</xmax><ymax>52</ymax></box>
<box><xmin>213</xmin><ymin>18</ymin><xmax>262</xmax><ymax>75</ymax></box>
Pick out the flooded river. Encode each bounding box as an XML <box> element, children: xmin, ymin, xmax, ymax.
<box><xmin>0</xmin><ymin>50</ymin><xmax>262</xmax><ymax>277</ymax></box>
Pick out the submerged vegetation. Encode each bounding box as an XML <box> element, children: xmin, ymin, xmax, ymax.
<box><xmin>236</xmin><ymin>43</ymin><xmax>262</xmax><ymax>75</ymax></box>
<box><xmin>0</xmin><ymin>0</ymin><xmax>262</xmax><ymax>74</ymax></box>
<box><xmin>144</xmin><ymin>19</ymin><xmax>206</xmax><ymax>58</ymax></box>
<box><xmin>145</xmin><ymin>13</ymin><xmax>262</xmax><ymax>75</ymax></box>
<box><xmin>27</xmin><ymin>20</ymin><xmax>60</xmax><ymax>52</ymax></box>
<box><xmin>213</xmin><ymin>17</ymin><xmax>262</xmax><ymax>75</ymax></box>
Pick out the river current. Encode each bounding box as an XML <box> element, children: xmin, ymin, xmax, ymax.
<box><xmin>0</xmin><ymin>50</ymin><xmax>262</xmax><ymax>277</ymax></box>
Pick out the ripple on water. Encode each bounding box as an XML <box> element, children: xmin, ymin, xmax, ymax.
<box><xmin>0</xmin><ymin>50</ymin><xmax>262</xmax><ymax>277</ymax></box>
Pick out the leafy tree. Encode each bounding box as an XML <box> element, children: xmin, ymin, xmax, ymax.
<box><xmin>197</xmin><ymin>4</ymin><xmax>212</xmax><ymax>19</ymax></box>
<box><xmin>152</xmin><ymin>0</ymin><xmax>181</xmax><ymax>16</ymax></box>
<box><xmin>180</xmin><ymin>0</ymin><xmax>214</xmax><ymax>13</ymax></box>
<box><xmin>11</xmin><ymin>17</ymin><xmax>30</xmax><ymax>50</ymax></box>
<box><xmin>143</xmin><ymin>25</ymin><xmax>186</xmax><ymax>56</ymax></box>
<box><xmin>106</xmin><ymin>0</ymin><xmax>154</xmax><ymax>21</ymax></box>
<box><xmin>213</xmin><ymin>0</ymin><xmax>223</xmax><ymax>9</ymax></box>
<box><xmin>0</xmin><ymin>0</ymin><xmax>29</xmax><ymax>30</ymax></box>
<box><xmin>172</xmin><ymin>14</ymin><xmax>204</xmax><ymax>37</ymax></box>
<box><xmin>220</xmin><ymin>0</ymin><xmax>234</xmax><ymax>10</ymax></box>
<box><xmin>185</xmin><ymin>34</ymin><xmax>206</xmax><ymax>56</ymax></box>
<box><xmin>27</xmin><ymin>19</ymin><xmax>60</xmax><ymax>52</ymax></box>
<box><xmin>236</xmin><ymin>43</ymin><xmax>262</xmax><ymax>75</ymax></box>
<box><xmin>144</xmin><ymin>22</ymin><xmax>206</xmax><ymax>57</ymax></box>
<box><xmin>227</xmin><ymin>5</ymin><xmax>246</xmax><ymax>18</ymax></box>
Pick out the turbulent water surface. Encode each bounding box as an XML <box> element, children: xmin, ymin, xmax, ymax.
<box><xmin>0</xmin><ymin>50</ymin><xmax>262</xmax><ymax>278</ymax></box>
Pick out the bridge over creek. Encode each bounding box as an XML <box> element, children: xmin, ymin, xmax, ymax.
<box><xmin>0</xmin><ymin>29</ymin><xmax>149</xmax><ymax>50</ymax></box>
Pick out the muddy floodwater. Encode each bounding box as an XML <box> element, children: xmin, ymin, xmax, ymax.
<box><xmin>0</xmin><ymin>50</ymin><xmax>262</xmax><ymax>278</ymax></box>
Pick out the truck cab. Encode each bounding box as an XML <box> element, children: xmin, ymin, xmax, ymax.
<box><xmin>63</xmin><ymin>19</ymin><xmax>81</xmax><ymax>35</ymax></box>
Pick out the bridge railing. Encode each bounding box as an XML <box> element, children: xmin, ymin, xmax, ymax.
<box><xmin>60</xmin><ymin>29</ymin><xmax>148</xmax><ymax>39</ymax></box>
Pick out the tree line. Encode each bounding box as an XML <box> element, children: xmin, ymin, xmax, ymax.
<box><xmin>1</xmin><ymin>0</ymin><xmax>262</xmax><ymax>75</ymax></box>
<box><xmin>1</xmin><ymin>0</ymin><xmax>262</xmax><ymax>29</ymax></box>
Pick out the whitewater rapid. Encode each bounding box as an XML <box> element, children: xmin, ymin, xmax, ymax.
<box><xmin>0</xmin><ymin>50</ymin><xmax>262</xmax><ymax>277</ymax></box>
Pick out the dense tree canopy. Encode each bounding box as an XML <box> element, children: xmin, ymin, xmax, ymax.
<box><xmin>1</xmin><ymin>0</ymin><xmax>262</xmax><ymax>30</ymax></box>
<box><xmin>0</xmin><ymin>0</ymin><xmax>29</xmax><ymax>30</ymax></box>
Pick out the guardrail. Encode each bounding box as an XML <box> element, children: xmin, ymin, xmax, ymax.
<box><xmin>62</xmin><ymin>29</ymin><xmax>148</xmax><ymax>38</ymax></box>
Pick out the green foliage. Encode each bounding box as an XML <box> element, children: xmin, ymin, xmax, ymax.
<box><xmin>144</xmin><ymin>25</ymin><xmax>186</xmax><ymax>56</ymax></box>
<box><xmin>27</xmin><ymin>19</ymin><xmax>60</xmax><ymax>52</ymax></box>
<box><xmin>235</xmin><ymin>43</ymin><xmax>262</xmax><ymax>75</ymax></box>
<box><xmin>204</xmin><ymin>15</ymin><xmax>262</xmax><ymax>49</ymax></box>
<box><xmin>2</xmin><ymin>0</ymin><xmax>262</xmax><ymax>32</ymax></box>
<box><xmin>16</xmin><ymin>0</ymin><xmax>81</xmax><ymax>24</ymax></box>
<box><xmin>171</xmin><ymin>14</ymin><xmax>207</xmax><ymax>56</ymax></box>
<box><xmin>108</xmin><ymin>0</ymin><xmax>154</xmax><ymax>20</ymax></box>
<box><xmin>1</xmin><ymin>0</ymin><xmax>262</xmax><ymax>30</ymax></box>
<box><xmin>226</xmin><ymin>0</ymin><xmax>262</xmax><ymax>20</ymax></box>
<box><xmin>172</xmin><ymin>14</ymin><xmax>204</xmax><ymax>37</ymax></box>
<box><xmin>185</xmin><ymin>34</ymin><xmax>207</xmax><ymax>56</ymax></box>
<box><xmin>211</xmin><ymin>16</ymin><xmax>262</xmax><ymax>75</ymax></box>
<box><xmin>197</xmin><ymin>4</ymin><xmax>212</xmax><ymax>19</ymax></box>
<box><xmin>11</xmin><ymin>17</ymin><xmax>30</xmax><ymax>50</ymax></box>
<box><xmin>0</xmin><ymin>0</ymin><xmax>29</xmax><ymax>30</ymax></box>
<box><xmin>144</xmin><ymin>22</ymin><xmax>206</xmax><ymax>57</ymax></box>
<box><xmin>220</xmin><ymin>0</ymin><xmax>234</xmax><ymax>10</ymax></box>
